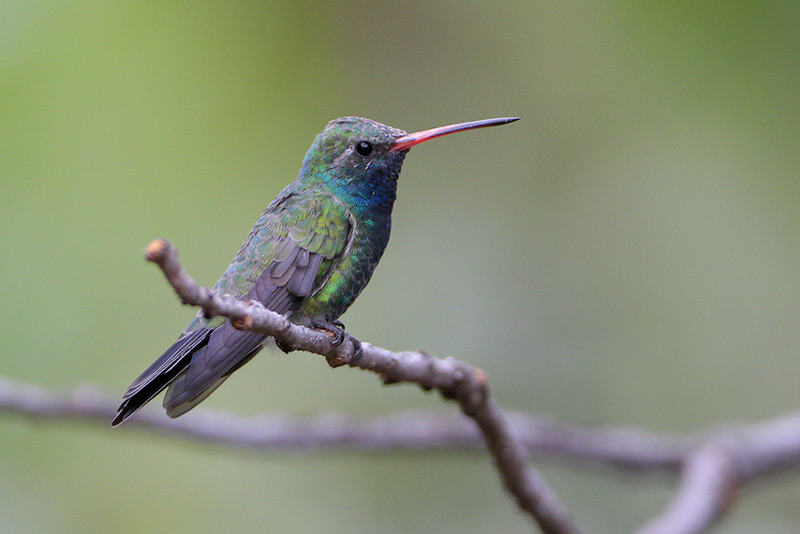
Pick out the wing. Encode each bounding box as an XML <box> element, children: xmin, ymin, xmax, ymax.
<box><xmin>113</xmin><ymin>193</ymin><xmax>354</xmax><ymax>424</ymax></box>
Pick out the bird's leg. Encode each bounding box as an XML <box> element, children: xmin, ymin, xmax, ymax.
<box><xmin>310</xmin><ymin>319</ymin><xmax>363</xmax><ymax>361</ymax></box>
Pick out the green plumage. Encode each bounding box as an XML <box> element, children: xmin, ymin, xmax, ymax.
<box><xmin>113</xmin><ymin>115</ymin><xmax>517</xmax><ymax>426</ymax></box>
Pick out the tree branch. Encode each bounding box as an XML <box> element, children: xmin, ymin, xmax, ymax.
<box><xmin>142</xmin><ymin>238</ymin><xmax>581</xmax><ymax>534</ymax></box>
<box><xmin>5</xmin><ymin>239</ymin><xmax>800</xmax><ymax>533</ymax></box>
<box><xmin>4</xmin><ymin>374</ymin><xmax>800</xmax><ymax>533</ymax></box>
<box><xmin>0</xmin><ymin>374</ymin><xmax>690</xmax><ymax>462</ymax></box>
<box><xmin>635</xmin><ymin>414</ymin><xmax>800</xmax><ymax>534</ymax></box>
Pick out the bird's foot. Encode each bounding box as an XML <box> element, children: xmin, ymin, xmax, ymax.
<box><xmin>312</xmin><ymin>319</ymin><xmax>347</xmax><ymax>346</ymax></box>
<box><xmin>310</xmin><ymin>319</ymin><xmax>363</xmax><ymax>362</ymax></box>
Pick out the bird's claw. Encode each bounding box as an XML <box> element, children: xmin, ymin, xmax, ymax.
<box><xmin>312</xmin><ymin>319</ymin><xmax>346</xmax><ymax>345</ymax></box>
<box><xmin>311</xmin><ymin>319</ymin><xmax>362</xmax><ymax>361</ymax></box>
<box><xmin>350</xmin><ymin>337</ymin><xmax>363</xmax><ymax>361</ymax></box>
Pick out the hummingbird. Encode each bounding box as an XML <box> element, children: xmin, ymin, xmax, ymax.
<box><xmin>112</xmin><ymin>115</ymin><xmax>519</xmax><ymax>426</ymax></box>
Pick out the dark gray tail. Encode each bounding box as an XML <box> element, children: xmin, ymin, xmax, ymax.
<box><xmin>111</xmin><ymin>327</ymin><xmax>213</xmax><ymax>426</ymax></box>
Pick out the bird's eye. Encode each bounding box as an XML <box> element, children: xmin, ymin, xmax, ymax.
<box><xmin>355</xmin><ymin>141</ymin><xmax>373</xmax><ymax>157</ymax></box>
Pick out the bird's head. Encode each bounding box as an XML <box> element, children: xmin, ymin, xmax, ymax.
<box><xmin>299</xmin><ymin>116</ymin><xmax>519</xmax><ymax>212</ymax></box>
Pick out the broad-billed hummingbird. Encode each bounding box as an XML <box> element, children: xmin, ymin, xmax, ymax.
<box><xmin>113</xmin><ymin>116</ymin><xmax>519</xmax><ymax>426</ymax></box>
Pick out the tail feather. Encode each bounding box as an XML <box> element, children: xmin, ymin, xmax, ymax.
<box><xmin>162</xmin><ymin>374</ymin><xmax>230</xmax><ymax>419</ymax></box>
<box><xmin>111</xmin><ymin>327</ymin><xmax>213</xmax><ymax>426</ymax></box>
<box><xmin>162</xmin><ymin>323</ymin><xmax>267</xmax><ymax>418</ymax></box>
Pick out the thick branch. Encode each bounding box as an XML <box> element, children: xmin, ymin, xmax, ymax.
<box><xmin>143</xmin><ymin>239</ymin><xmax>581</xmax><ymax>534</ymax></box>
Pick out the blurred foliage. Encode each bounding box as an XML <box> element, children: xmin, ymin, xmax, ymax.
<box><xmin>2</xmin><ymin>1</ymin><xmax>800</xmax><ymax>532</ymax></box>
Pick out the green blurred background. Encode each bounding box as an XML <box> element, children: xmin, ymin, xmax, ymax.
<box><xmin>2</xmin><ymin>2</ymin><xmax>800</xmax><ymax>532</ymax></box>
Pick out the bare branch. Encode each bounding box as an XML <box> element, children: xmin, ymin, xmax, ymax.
<box><xmin>636</xmin><ymin>414</ymin><xmax>800</xmax><ymax>534</ymax></box>
<box><xmin>143</xmin><ymin>238</ymin><xmax>800</xmax><ymax>533</ymax></box>
<box><xmin>507</xmin><ymin>413</ymin><xmax>689</xmax><ymax>471</ymax></box>
<box><xmin>5</xmin><ymin>239</ymin><xmax>799</xmax><ymax>533</ymax></box>
<box><xmin>0</xmin><ymin>375</ymin><xmax>692</xmax><ymax>463</ymax></box>
<box><xmin>5</xmin><ymin>372</ymin><xmax>800</xmax><ymax>533</ymax></box>
<box><xmin>144</xmin><ymin>238</ymin><xmax>581</xmax><ymax>534</ymax></box>
<box><xmin>1</xmin><ymin>376</ymin><xmax>487</xmax><ymax>451</ymax></box>
<box><xmin>636</xmin><ymin>442</ymin><xmax>736</xmax><ymax>534</ymax></box>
